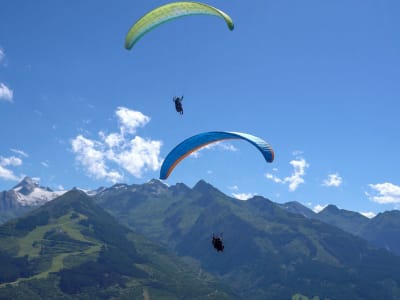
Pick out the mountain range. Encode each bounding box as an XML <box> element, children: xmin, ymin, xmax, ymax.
<box><xmin>1</xmin><ymin>177</ymin><xmax>400</xmax><ymax>299</ymax></box>
<box><xmin>90</xmin><ymin>179</ymin><xmax>400</xmax><ymax>299</ymax></box>
<box><xmin>2</xmin><ymin>177</ymin><xmax>398</xmax><ymax>256</ymax></box>
<box><xmin>0</xmin><ymin>189</ymin><xmax>234</xmax><ymax>299</ymax></box>
<box><xmin>0</xmin><ymin>177</ymin><xmax>65</xmax><ymax>223</ymax></box>
<box><xmin>279</xmin><ymin>201</ymin><xmax>400</xmax><ymax>256</ymax></box>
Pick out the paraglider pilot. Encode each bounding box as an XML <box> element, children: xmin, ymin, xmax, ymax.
<box><xmin>212</xmin><ymin>233</ymin><xmax>224</xmax><ymax>252</ymax></box>
<box><xmin>173</xmin><ymin>96</ymin><xmax>184</xmax><ymax>115</ymax></box>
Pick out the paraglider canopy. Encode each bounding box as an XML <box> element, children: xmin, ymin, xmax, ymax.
<box><xmin>125</xmin><ymin>1</ymin><xmax>234</xmax><ymax>50</ymax></box>
<box><xmin>159</xmin><ymin>131</ymin><xmax>275</xmax><ymax>180</ymax></box>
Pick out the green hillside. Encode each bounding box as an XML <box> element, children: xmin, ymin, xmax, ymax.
<box><xmin>0</xmin><ymin>189</ymin><xmax>235</xmax><ymax>299</ymax></box>
<box><xmin>94</xmin><ymin>180</ymin><xmax>400</xmax><ymax>299</ymax></box>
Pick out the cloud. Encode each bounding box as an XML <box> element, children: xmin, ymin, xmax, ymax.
<box><xmin>0</xmin><ymin>47</ymin><xmax>4</xmax><ymax>63</ymax></box>
<box><xmin>360</xmin><ymin>211</ymin><xmax>376</xmax><ymax>219</ymax></box>
<box><xmin>0</xmin><ymin>156</ymin><xmax>22</xmax><ymax>167</ymax></box>
<box><xmin>0</xmin><ymin>83</ymin><xmax>13</xmax><ymax>102</ymax></box>
<box><xmin>0</xmin><ymin>166</ymin><xmax>20</xmax><ymax>181</ymax></box>
<box><xmin>41</xmin><ymin>161</ymin><xmax>49</xmax><ymax>168</ymax></box>
<box><xmin>71</xmin><ymin>135</ymin><xmax>123</xmax><ymax>183</ymax></box>
<box><xmin>228</xmin><ymin>185</ymin><xmax>239</xmax><ymax>191</ymax></box>
<box><xmin>116</xmin><ymin>106</ymin><xmax>150</xmax><ymax>134</ymax></box>
<box><xmin>106</xmin><ymin>136</ymin><xmax>162</xmax><ymax>178</ymax></box>
<box><xmin>0</xmin><ymin>155</ymin><xmax>23</xmax><ymax>181</ymax></box>
<box><xmin>322</xmin><ymin>173</ymin><xmax>343</xmax><ymax>187</ymax></box>
<box><xmin>32</xmin><ymin>177</ymin><xmax>41</xmax><ymax>183</ymax></box>
<box><xmin>313</xmin><ymin>204</ymin><xmax>327</xmax><ymax>213</ymax></box>
<box><xmin>229</xmin><ymin>185</ymin><xmax>256</xmax><ymax>200</ymax></box>
<box><xmin>366</xmin><ymin>182</ymin><xmax>400</xmax><ymax>204</ymax></box>
<box><xmin>190</xmin><ymin>141</ymin><xmax>237</xmax><ymax>158</ymax></box>
<box><xmin>292</xmin><ymin>150</ymin><xmax>303</xmax><ymax>156</ymax></box>
<box><xmin>10</xmin><ymin>148</ymin><xmax>29</xmax><ymax>158</ymax></box>
<box><xmin>216</xmin><ymin>143</ymin><xmax>237</xmax><ymax>152</ymax></box>
<box><xmin>71</xmin><ymin>107</ymin><xmax>162</xmax><ymax>183</ymax></box>
<box><xmin>265</xmin><ymin>158</ymin><xmax>309</xmax><ymax>191</ymax></box>
<box><xmin>232</xmin><ymin>192</ymin><xmax>256</xmax><ymax>201</ymax></box>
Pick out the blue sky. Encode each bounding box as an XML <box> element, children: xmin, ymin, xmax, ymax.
<box><xmin>1</xmin><ymin>0</ymin><xmax>399</xmax><ymax>217</ymax></box>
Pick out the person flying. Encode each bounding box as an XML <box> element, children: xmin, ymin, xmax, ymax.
<box><xmin>212</xmin><ymin>233</ymin><xmax>224</xmax><ymax>252</ymax></box>
<box><xmin>173</xmin><ymin>96</ymin><xmax>184</xmax><ymax>115</ymax></box>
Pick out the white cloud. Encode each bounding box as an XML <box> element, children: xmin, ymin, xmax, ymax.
<box><xmin>100</xmin><ymin>132</ymin><xmax>123</xmax><ymax>148</ymax></box>
<box><xmin>360</xmin><ymin>211</ymin><xmax>376</xmax><ymax>219</ymax></box>
<box><xmin>41</xmin><ymin>161</ymin><xmax>49</xmax><ymax>168</ymax></box>
<box><xmin>265</xmin><ymin>158</ymin><xmax>309</xmax><ymax>191</ymax></box>
<box><xmin>106</xmin><ymin>136</ymin><xmax>162</xmax><ymax>178</ymax></box>
<box><xmin>0</xmin><ymin>156</ymin><xmax>22</xmax><ymax>167</ymax></box>
<box><xmin>229</xmin><ymin>185</ymin><xmax>256</xmax><ymax>200</ymax></box>
<box><xmin>116</xmin><ymin>106</ymin><xmax>150</xmax><ymax>134</ymax></box>
<box><xmin>71</xmin><ymin>135</ymin><xmax>123</xmax><ymax>183</ymax></box>
<box><xmin>10</xmin><ymin>148</ymin><xmax>29</xmax><ymax>158</ymax></box>
<box><xmin>292</xmin><ymin>150</ymin><xmax>303</xmax><ymax>156</ymax></box>
<box><xmin>322</xmin><ymin>173</ymin><xmax>343</xmax><ymax>187</ymax></box>
<box><xmin>0</xmin><ymin>48</ymin><xmax>4</xmax><ymax>63</ymax></box>
<box><xmin>32</xmin><ymin>177</ymin><xmax>41</xmax><ymax>183</ymax></box>
<box><xmin>71</xmin><ymin>108</ymin><xmax>162</xmax><ymax>183</ymax></box>
<box><xmin>0</xmin><ymin>155</ymin><xmax>23</xmax><ymax>181</ymax></box>
<box><xmin>366</xmin><ymin>182</ymin><xmax>400</xmax><ymax>204</ymax></box>
<box><xmin>232</xmin><ymin>192</ymin><xmax>256</xmax><ymax>201</ymax></box>
<box><xmin>0</xmin><ymin>166</ymin><xmax>20</xmax><ymax>181</ymax></box>
<box><xmin>0</xmin><ymin>83</ymin><xmax>13</xmax><ymax>102</ymax></box>
<box><xmin>313</xmin><ymin>204</ymin><xmax>327</xmax><ymax>213</ymax></box>
<box><xmin>217</xmin><ymin>143</ymin><xmax>238</xmax><ymax>152</ymax></box>
<box><xmin>229</xmin><ymin>185</ymin><xmax>239</xmax><ymax>191</ymax></box>
<box><xmin>34</xmin><ymin>109</ymin><xmax>43</xmax><ymax>116</ymax></box>
<box><xmin>190</xmin><ymin>141</ymin><xmax>237</xmax><ymax>158</ymax></box>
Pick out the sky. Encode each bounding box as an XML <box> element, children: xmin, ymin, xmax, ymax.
<box><xmin>1</xmin><ymin>0</ymin><xmax>400</xmax><ymax>217</ymax></box>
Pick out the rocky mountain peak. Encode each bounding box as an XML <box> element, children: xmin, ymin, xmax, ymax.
<box><xmin>12</xmin><ymin>176</ymin><xmax>43</xmax><ymax>195</ymax></box>
<box><xmin>320</xmin><ymin>204</ymin><xmax>340</xmax><ymax>213</ymax></box>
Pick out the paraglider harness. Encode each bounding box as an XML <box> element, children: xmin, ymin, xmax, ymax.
<box><xmin>173</xmin><ymin>96</ymin><xmax>184</xmax><ymax>115</ymax></box>
<box><xmin>212</xmin><ymin>233</ymin><xmax>224</xmax><ymax>252</ymax></box>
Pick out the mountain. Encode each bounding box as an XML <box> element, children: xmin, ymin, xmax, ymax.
<box><xmin>278</xmin><ymin>201</ymin><xmax>317</xmax><ymax>219</ymax></box>
<box><xmin>0</xmin><ymin>189</ymin><xmax>235</xmax><ymax>299</ymax></box>
<box><xmin>279</xmin><ymin>202</ymin><xmax>400</xmax><ymax>255</ymax></box>
<box><xmin>359</xmin><ymin>210</ymin><xmax>400</xmax><ymax>255</ymax></box>
<box><xmin>0</xmin><ymin>177</ymin><xmax>65</xmax><ymax>223</ymax></box>
<box><xmin>315</xmin><ymin>204</ymin><xmax>370</xmax><ymax>236</ymax></box>
<box><xmin>277</xmin><ymin>202</ymin><xmax>370</xmax><ymax>236</ymax></box>
<box><xmin>93</xmin><ymin>179</ymin><xmax>400</xmax><ymax>299</ymax></box>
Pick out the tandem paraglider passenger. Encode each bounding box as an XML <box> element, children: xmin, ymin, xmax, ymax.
<box><xmin>212</xmin><ymin>233</ymin><xmax>224</xmax><ymax>252</ymax></box>
<box><xmin>173</xmin><ymin>95</ymin><xmax>184</xmax><ymax>115</ymax></box>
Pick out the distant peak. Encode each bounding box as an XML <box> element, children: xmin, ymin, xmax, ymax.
<box><xmin>193</xmin><ymin>179</ymin><xmax>211</xmax><ymax>189</ymax></box>
<box><xmin>14</xmin><ymin>176</ymin><xmax>37</xmax><ymax>187</ymax></box>
<box><xmin>12</xmin><ymin>176</ymin><xmax>40</xmax><ymax>195</ymax></box>
<box><xmin>323</xmin><ymin>204</ymin><xmax>339</xmax><ymax>212</ymax></box>
<box><xmin>147</xmin><ymin>178</ymin><xmax>168</xmax><ymax>187</ymax></box>
<box><xmin>192</xmin><ymin>180</ymin><xmax>224</xmax><ymax>196</ymax></box>
<box><xmin>172</xmin><ymin>182</ymin><xmax>190</xmax><ymax>190</ymax></box>
<box><xmin>284</xmin><ymin>201</ymin><xmax>302</xmax><ymax>206</ymax></box>
<box><xmin>141</xmin><ymin>178</ymin><xmax>168</xmax><ymax>195</ymax></box>
<box><xmin>248</xmin><ymin>195</ymin><xmax>273</xmax><ymax>205</ymax></box>
<box><xmin>111</xmin><ymin>183</ymin><xmax>128</xmax><ymax>190</ymax></box>
<box><xmin>144</xmin><ymin>179</ymin><xmax>169</xmax><ymax>190</ymax></box>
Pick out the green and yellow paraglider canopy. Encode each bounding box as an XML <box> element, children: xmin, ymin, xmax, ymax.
<box><xmin>125</xmin><ymin>1</ymin><xmax>234</xmax><ymax>50</ymax></box>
